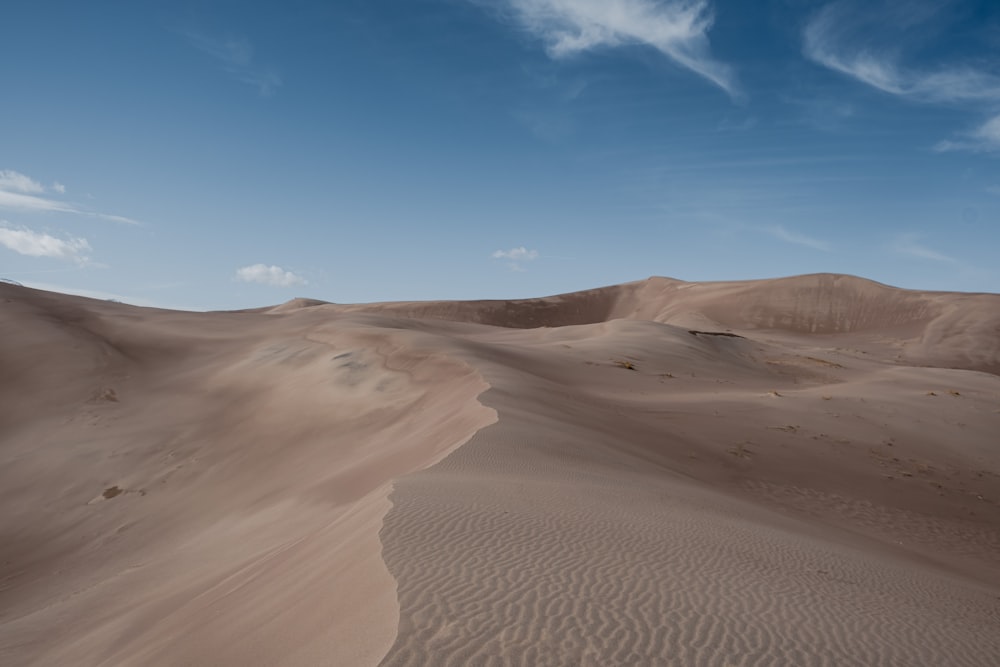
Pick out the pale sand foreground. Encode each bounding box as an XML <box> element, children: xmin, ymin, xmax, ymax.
<box><xmin>1</xmin><ymin>274</ymin><xmax>999</xmax><ymax>665</ymax></box>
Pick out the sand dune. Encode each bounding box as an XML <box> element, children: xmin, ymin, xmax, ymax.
<box><xmin>325</xmin><ymin>273</ymin><xmax>1000</xmax><ymax>373</ymax></box>
<box><xmin>1</xmin><ymin>275</ymin><xmax>998</xmax><ymax>665</ymax></box>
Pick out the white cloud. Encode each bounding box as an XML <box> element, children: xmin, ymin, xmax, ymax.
<box><xmin>0</xmin><ymin>224</ymin><xmax>91</xmax><ymax>264</ymax></box>
<box><xmin>762</xmin><ymin>225</ymin><xmax>832</xmax><ymax>251</ymax></box>
<box><xmin>803</xmin><ymin>3</ymin><xmax>1000</xmax><ymax>104</ymax></box>
<box><xmin>183</xmin><ymin>31</ymin><xmax>282</xmax><ymax>96</ymax></box>
<box><xmin>492</xmin><ymin>246</ymin><xmax>540</xmax><ymax>271</ymax></box>
<box><xmin>934</xmin><ymin>114</ymin><xmax>1000</xmax><ymax>154</ymax></box>
<box><xmin>493</xmin><ymin>246</ymin><xmax>540</xmax><ymax>261</ymax></box>
<box><xmin>492</xmin><ymin>0</ymin><xmax>737</xmax><ymax>96</ymax></box>
<box><xmin>0</xmin><ymin>170</ymin><xmax>45</xmax><ymax>194</ymax></box>
<box><xmin>52</xmin><ymin>182</ymin><xmax>66</xmax><ymax>194</ymax></box>
<box><xmin>890</xmin><ymin>233</ymin><xmax>954</xmax><ymax>262</ymax></box>
<box><xmin>235</xmin><ymin>263</ymin><xmax>307</xmax><ymax>287</ymax></box>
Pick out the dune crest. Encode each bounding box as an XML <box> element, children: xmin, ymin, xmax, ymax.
<box><xmin>0</xmin><ymin>284</ymin><xmax>495</xmax><ymax>666</ymax></box>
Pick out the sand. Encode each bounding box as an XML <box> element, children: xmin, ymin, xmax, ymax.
<box><xmin>1</xmin><ymin>273</ymin><xmax>998</xmax><ymax>665</ymax></box>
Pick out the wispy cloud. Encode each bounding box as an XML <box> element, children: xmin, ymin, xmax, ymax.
<box><xmin>762</xmin><ymin>224</ymin><xmax>832</xmax><ymax>251</ymax></box>
<box><xmin>492</xmin><ymin>246</ymin><xmax>540</xmax><ymax>271</ymax></box>
<box><xmin>490</xmin><ymin>0</ymin><xmax>737</xmax><ymax>96</ymax></box>
<box><xmin>0</xmin><ymin>169</ymin><xmax>139</xmax><ymax>224</ymax></box>
<box><xmin>93</xmin><ymin>213</ymin><xmax>140</xmax><ymax>225</ymax></box>
<box><xmin>803</xmin><ymin>3</ymin><xmax>1000</xmax><ymax>105</ymax></box>
<box><xmin>0</xmin><ymin>223</ymin><xmax>91</xmax><ymax>264</ymax></box>
<box><xmin>890</xmin><ymin>233</ymin><xmax>954</xmax><ymax>262</ymax></box>
<box><xmin>0</xmin><ymin>170</ymin><xmax>46</xmax><ymax>194</ymax></box>
<box><xmin>934</xmin><ymin>114</ymin><xmax>1000</xmax><ymax>154</ymax></box>
<box><xmin>0</xmin><ymin>189</ymin><xmax>76</xmax><ymax>214</ymax></box>
<box><xmin>183</xmin><ymin>31</ymin><xmax>282</xmax><ymax>96</ymax></box>
<box><xmin>235</xmin><ymin>264</ymin><xmax>306</xmax><ymax>287</ymax></box>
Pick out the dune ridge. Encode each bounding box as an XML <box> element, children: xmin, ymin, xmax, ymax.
<box><xmin>0</xmin><ymin>284</ymin><xmax>495</xmax><ymax>666</ymax></box>
<box><xmin>2</xmin><ymin>275</ymin><xmax>999</xmax><ymax>666</ymax></box>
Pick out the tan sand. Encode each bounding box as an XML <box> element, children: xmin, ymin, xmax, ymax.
<box><xmin>1</xmin><ymin>274</ymin><xmax>998</xmax><ymax>666</ymax></box>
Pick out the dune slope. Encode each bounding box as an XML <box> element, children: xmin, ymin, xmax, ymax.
<box><xmin>1</xmin><ymin>275</ymin><xmax>998</xmax><ymax>666</ymax></box>
<box><xmin>377</xmin><ymin>319</ymin><xmax>1000</xmax><ymax>665</ymax></box>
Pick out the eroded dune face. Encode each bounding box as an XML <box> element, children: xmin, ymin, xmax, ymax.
<box><xmin>1</xmin><ymin>277</ymin><xmax>999</xmax><ymax>666</ymax></box>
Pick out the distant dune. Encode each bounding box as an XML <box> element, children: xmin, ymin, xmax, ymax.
<box><xmin>2</xmin><ymin>275</ymin><xmax>998</xmax><ymax>666</ymax></box>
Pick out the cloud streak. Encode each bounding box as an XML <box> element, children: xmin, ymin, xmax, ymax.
<box><xmin>890</xmin><ymin>233</ymin><xmax>953</xmax><ymax>262</ymax></box>
<box><xmin>762</xmin><ymin>225</ymin><xmax>832</xmax><ymax>251</ymax></box>
<box><xmin>0</xmin><ymin>169</ymin><xmax>139</xmax><ymax>224</ymax></box>
<box><xmin>0</xmin><ymin>189</ymin><xmax>76</xmax><ymax>214</ymax></box>
<box><xmin>803</xmin><ymin>3</ymin><xmax>1000</xmax><ymax>105</ymax></box>
<box><xmin>934</xmin><ymin>114</ymin><xmax>1000</xmax><ymax>154</ymax></box>
<box><xmin>183</xmin><ymin>31</ymin><xmax>282</xmax><ymax>96</ymax></box>
<box><xmin>235</xmin><ymin>264</ymin><xmax>307</xmax><ymax>287</ymax></box>
<box><xmin>0</xmin><ymin>224</ymin><xmax>91</xmax><ymax>264</ymax></box>
<box><xmin>492</xmin><ymin>0</ymin><xmax>737</xmax><ymax>96</ymax></box>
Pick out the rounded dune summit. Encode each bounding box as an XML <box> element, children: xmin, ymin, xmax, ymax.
<box><xmin>1</xmin><ymin>274</ymin><xmax>998</xmax><ymax>666</ymax></box>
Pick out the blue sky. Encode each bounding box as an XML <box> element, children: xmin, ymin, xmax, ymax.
<box><xmin>2</xmin><ymin>0</ymin><xmax>998</xmax><ymax>309</ymax></box>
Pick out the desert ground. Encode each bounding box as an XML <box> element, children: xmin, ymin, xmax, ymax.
<box><xmin>1</xmin><ymin>273</ymin><xmax>998</xmax><ymax>666</ymax></box>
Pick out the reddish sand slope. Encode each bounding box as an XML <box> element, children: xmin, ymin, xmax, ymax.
<box><xmin>1</xmin><ymin>275</ymin><xmax>998</xmax><ymax>666</ymax></box>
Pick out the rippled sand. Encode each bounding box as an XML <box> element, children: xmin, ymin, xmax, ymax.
<box><xmin>2</xmin><ymin>274</ymin><xmax>998</xmax><ymax>666</ymax></box>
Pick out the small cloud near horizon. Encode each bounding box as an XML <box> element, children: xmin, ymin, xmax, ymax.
<box><xmin>0</xmin><ymin>223</ymin><xmax>92</xmax><ymax>265</ymax></box>
<box><xmin>235</xmin><ymin>263</ymin><xmax>307</xmax><ymax>287</ymax></box>
<box><xmin>492</xmin><ymin>246</ymin><xmax>540</xmax><ymax>271</ymax></box>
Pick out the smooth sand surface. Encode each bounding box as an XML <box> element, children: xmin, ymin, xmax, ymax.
<box><xmin>2</xmin><ymin>273</ymin><xmax>998</xmax><ymax>665</ymax></box>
